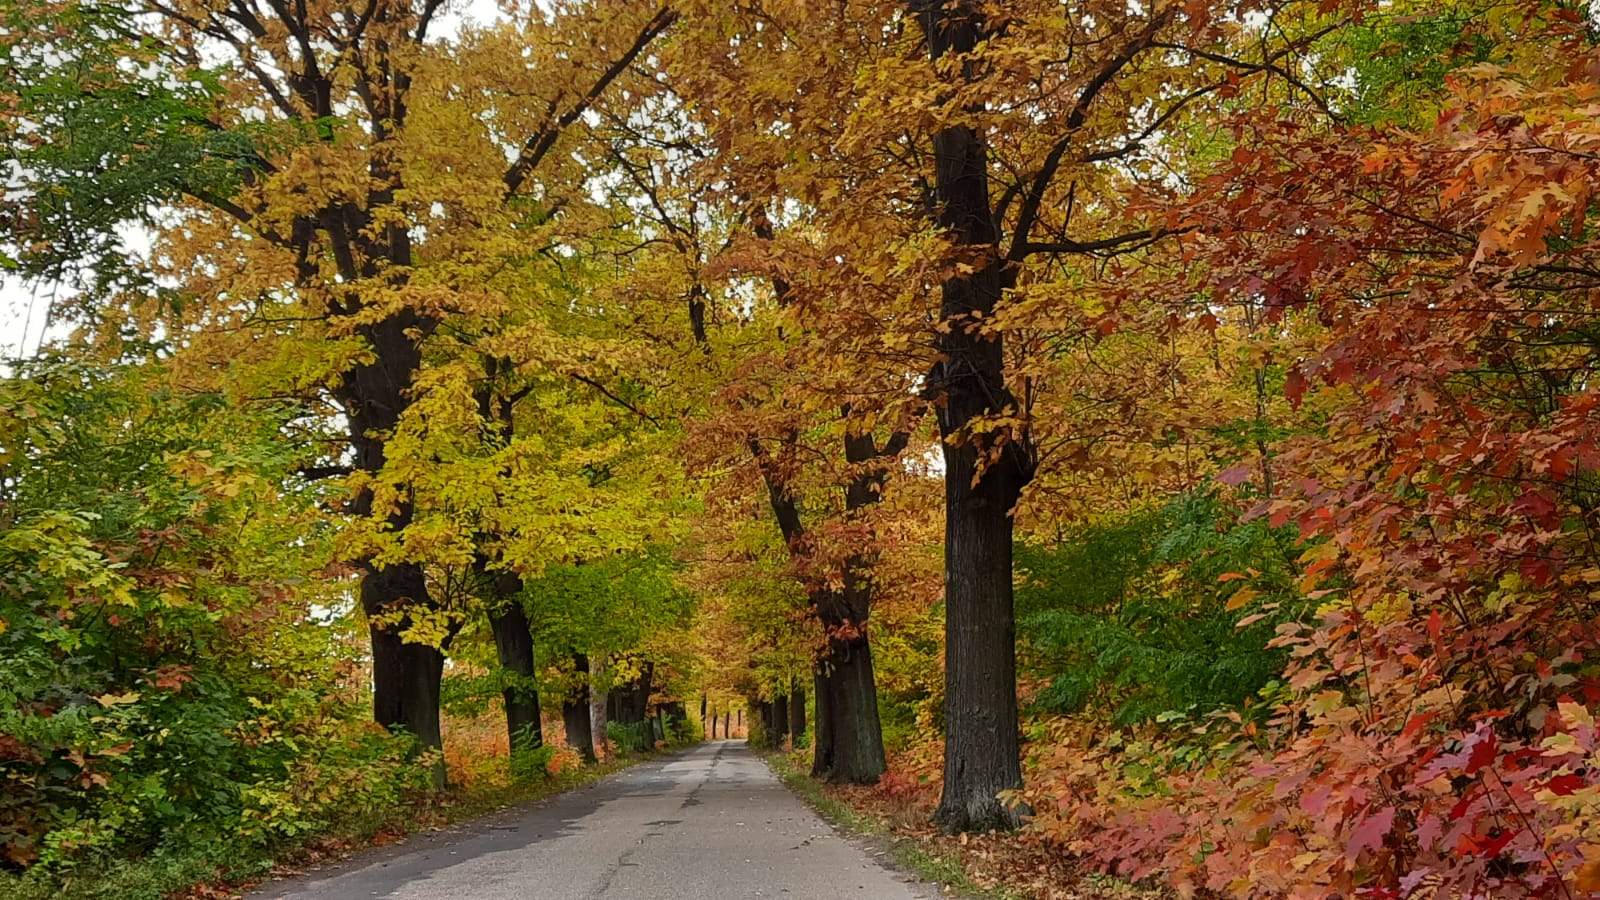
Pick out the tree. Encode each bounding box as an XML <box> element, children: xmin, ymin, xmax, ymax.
<box><xmin>0</xmin><ymin>0</ymin><xmax>678</xmax><ymax>782</ymax></box>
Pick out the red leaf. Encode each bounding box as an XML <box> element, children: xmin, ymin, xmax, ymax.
<box><xmin>1464</xmin><ymin>726</ymin><xmax>1498</xmax><ymax>776</ymax></box>
<box><xmin>1459</xmin><ymin>829</ymin><xmax>1515</xmax><ymax>858</ymax></box>
<box><xmin>1284</xmin><ymin>366</ymin><xmax>1308</xmax><ymax>409</ymax></box>
<box><xmin>1402</xmin><ymin>711</ymin><xmax>1436</xmax><ymax>740</ymax></box>
<box><xmin>1541</xmin><ymin>774</ymin><xmax>1585</xmax><ymax>796</ymax></box>
<box><xmin>1347</xmin><ymin>806</ymin><xmax>1396</xmax><ymax>860</ymax></box>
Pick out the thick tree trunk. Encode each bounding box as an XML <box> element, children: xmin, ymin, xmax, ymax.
<box><xmin>562</xmin><ymin>653</ymin><xmax>596</xmax><ymax>762</ymax></box>
<box><xmin>486</xmin><ymin>573</ymin><xmax>543</xmax><ymax>771</ymax></box>
<box><xmin>811</xmin><ymin>669</ymin><xmax>832</xmax><ymax>776</ymax></box>
<box><xmin>345</xmin><ymin>313</ymin><xmax>448</xmax><ymax>789</ymax></box>
<box><xmin>789</xmin><ymin>683</ymin><xmax>806</xmax><ymax>747</ymax></box>
<box><xmin>818</xmin><ymin>637</ymin><xmax>889</xmax><ymax>784</ymax></box>
<box><xmin>915</xmin><ymin>0</ymin><xmax>1030</xmax><ymax>833</ymax></box>
<box><xmin>934</xmin><ymin>446</ymin><xmax>1023</xmax><ymax>830</ymax></box>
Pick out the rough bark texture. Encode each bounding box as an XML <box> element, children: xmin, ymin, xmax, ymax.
<box><xmin>915</xmin><ymin>0</ymin><xmax>1029</xmax><ymax>833</ymax></box>
<box><xmin>562</xmin><ymin>653</ymin><xmax>597</xmax><ymax>762</ymax></box>
<box><xmin>487</xmin><ymin>572</ymin><xmax>543</xmax><ymax>762</ymax></box>
<box><xmin>815</xmin><ymin>637</ymin><xmax>888</xmax><ymax>784</ymax></box>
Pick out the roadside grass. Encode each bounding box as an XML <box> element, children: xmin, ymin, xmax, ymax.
<box><xmin>762</xmin><ymin>749</ymin><xmax>1159</xmax><ymax>900</ymax></box>
<box><xmin>761</xmin><ymin>749</ymin><xmax>1021</xmax><ymax>900</ymax></box>
<box><xmin>0</xmin><ymin>739</ymin><xmax>655</xmax><ymax>900</ymax></box>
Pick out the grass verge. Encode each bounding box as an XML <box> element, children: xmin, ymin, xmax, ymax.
<box><xmin>761</xmin><ymin>750</ymin><xmax>1022</xmax><ymax>900</ymax></box>
<box><xmin>0</xmin><ymin>751</ymin><xmax>656</xmax><ymax>900</ymax></box>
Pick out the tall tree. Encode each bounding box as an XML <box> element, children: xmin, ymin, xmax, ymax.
<box><xmin>0</xmin><ymin>0</ymin><xmax>677</xmax><ymax>782</ymax></box>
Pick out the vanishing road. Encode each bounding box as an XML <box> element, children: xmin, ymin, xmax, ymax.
<box><xmin>252</xmin><ymin>740</ymin><xmax>935</xmax><ymax>900</ymax></box>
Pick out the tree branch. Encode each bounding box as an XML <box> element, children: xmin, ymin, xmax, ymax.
<box><xmin>502</xmin><ymin>6</ymin><xmax>678</xmax><ymax>197</ymax></box>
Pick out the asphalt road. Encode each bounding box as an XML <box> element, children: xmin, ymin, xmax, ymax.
<box><xmin>250</xmin><ymin>740</ymin><xmax>935</xmax><ymax>900</ymax></box>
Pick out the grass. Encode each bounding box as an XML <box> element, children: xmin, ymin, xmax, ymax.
<box><xmin>761</xmin><ymin>750</ymin><xmax>1025</xmax><ymax>900</ymax></box>
<box><xmin>0</xmin><ymin>745</ymin><xmax>655</xmax><ymax>900</ymax></box>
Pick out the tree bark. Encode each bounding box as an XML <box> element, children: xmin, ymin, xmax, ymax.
<box><xmin>562</xmin><ymin>652</ymin><xmax>596</xmax><ymax>762</ymax></box>
<box><xmin>606</xmin><ymin>661</ymin><xmax>653</xmax><ymax>724</ymax></box>
<box><xmin>811</xmin><ymin>669</ymin><xmax>832</xmax><ymax>776</ymax></box>
<box><xmin>486</xmin><ymin>572</ymin><xmax>543</xmax><ymax>773</ymax></box>
<box><xmin>789</xmin><ymin>682</ymin><xmax>806</xmax><ymax>747</ymax></box>
<box><xmin>345</xmin><ymin>315</ymin><xmax>449</xmax><ymax>789</ymax></box>
<box><xmin>366</xmin><ymin>563</ymin><xmax>446</xmax><ymax>789</ymax></box>
<box><xmin>816</xmin><ymin>635</ymin><xmax>888</xmax><ymax>784</ymax></box>
<box><xmin>774</xmin><ymin>693</ymin><xmax>791</xmax><ymax>748</ymax></box>
<box><xmin>590</xmin><ymin>656</ymin><xmax>610</xmax><ymax>758</ymax></box>
<box><xmin>915</xmin><ymin>0</ymin><xmax>1030</xmax><ymax>833</ymax></box>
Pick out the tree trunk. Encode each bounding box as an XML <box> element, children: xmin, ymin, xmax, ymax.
<box><xmin>915</xmin><ymin>0</ymin><xmax>1030</xmax><ymax>833</ymax></box>
<box><xmin>345</xmin><ymin>313</ymin><xmax>448</xmax><ymax>789</ymax></box>
<box><xmin>590</xmin><ymin>656</ymin><xmax>610</xmax><ymax>758</ymax></box>
<box><xmin>487</xmin><ymin>572</ymin><xmax>543</xmax><ymax>775</ymax></box>
<box><xmin>934</xmin><ymin>447</ymin><xmax>1023</xmax><ymax>830</ymax></box>
<box><xmin>818</xmin><ymin>636</ymin><xmax>888</xmax><ymax>784</ymax></box>
<box><xmin>562</xmin><ymin>652</ymin><xmax>596</xmax><ymax>763</ymax></box>
<box><xmin>772</xmin><ymin>693</ymin><xmax>789</xmax><ymax>749</ymax></box>
<box><xmin>811</xmin><ymin>669</ymin><xmax>832</xmax><ymax>776</ymax></box>
<box><xmin>606</xmin><ymin>661</ymin><xmax>652</xmax><ymax>724</ymax></box>
<box><xmin>725</xmin><ymin>710</ymin><xmax>732</xmax><ymax>738</ymax></box>
<box><xmin>789</xmin><ymin>682</ymin><xmax>806</xmax><ymax>747</ymax></box>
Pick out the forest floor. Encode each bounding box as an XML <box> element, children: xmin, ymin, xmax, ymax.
<box><xmin>763</xmin><ymin>749</ymin><xmax>1166</xmax><ymax>900</ymax></box>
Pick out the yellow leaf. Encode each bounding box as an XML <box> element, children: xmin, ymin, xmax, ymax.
<box><xmin>95</xmin><ymin>691</ymin><xmax>141</xmax><ymax>707</ymax></box>
<box><xmin>1225</xmin><ymin>588</ymin><xmax>1260</xmax><ymax>611</ymax></box>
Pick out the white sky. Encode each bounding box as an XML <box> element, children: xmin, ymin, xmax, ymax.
<box><xmin>0</xmin><ymin>0</ymin><xmax>506</xmax><ymax>361</ymax></box>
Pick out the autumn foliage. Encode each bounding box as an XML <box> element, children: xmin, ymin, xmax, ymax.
<box><xmin>6</xmin><ymin>0</ymin><xmax>1600</xmax><ymax>897</ymax></box>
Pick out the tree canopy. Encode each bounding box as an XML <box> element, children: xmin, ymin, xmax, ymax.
<box><xmin>5</xmin><ymin>0</ymin><xmax>1600</xmax><ymax>896</ymax></box>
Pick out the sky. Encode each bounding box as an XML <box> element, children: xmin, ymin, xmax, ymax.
<box><xmin>0</xmin><ymin>277</ymin><xmax>51</xmax><ymax>359</ymax></box>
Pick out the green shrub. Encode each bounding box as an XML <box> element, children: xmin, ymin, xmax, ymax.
<box><xmin>1017</xmin><ymin>492</ymin><xmax>1308</xmax><ymax>727</ymax></box>
<box><xmin>606</xmin><ymin>721</ymin><xmax>653</xmax><ymax>755</ymax></box>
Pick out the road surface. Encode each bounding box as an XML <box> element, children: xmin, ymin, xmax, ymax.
<box><xmin>251</xmin><ymin>740</ymin><xmax>935</xmax><ymax>900</ymax></box>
